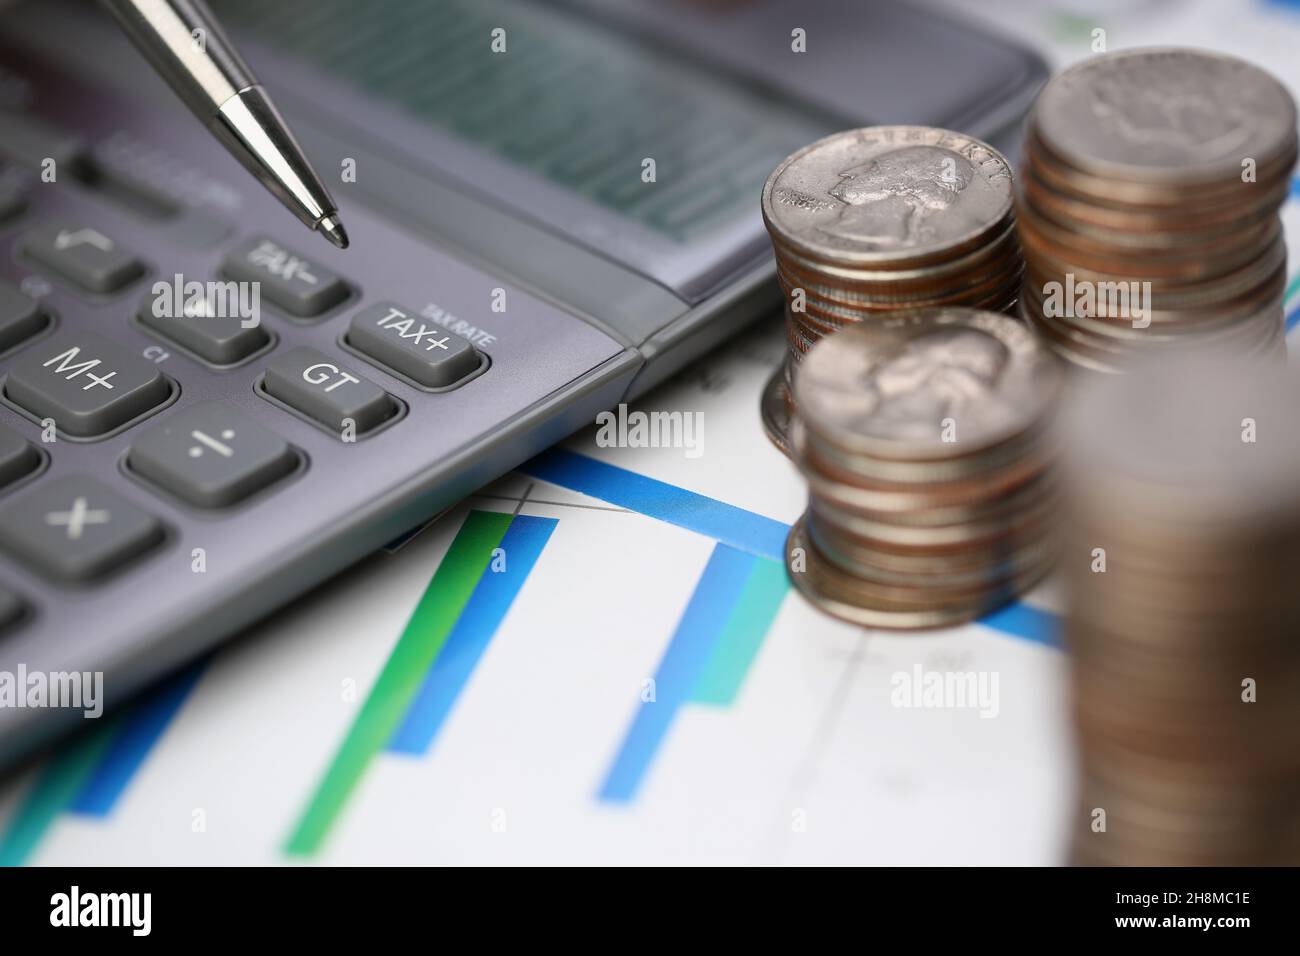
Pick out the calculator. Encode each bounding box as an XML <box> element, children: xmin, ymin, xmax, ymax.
<box><xmin>0</xmin><ymin>0</ymin><xmax>1045</xmax><ymax>765</ymax></box>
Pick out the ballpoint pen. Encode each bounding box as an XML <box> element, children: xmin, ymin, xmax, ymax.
<box><xmin>99</xmin><ymin>0</ymin><xmax>349</xmax><ymax>250</ymax></box>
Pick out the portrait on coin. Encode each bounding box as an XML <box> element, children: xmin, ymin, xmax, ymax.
<box><xmin>822</xmin><ymin>145</ymin><xmax>979</xmax><ymax>247</ymax></box>
<box><xmin>859</xmin><ymin>327</ymin><xmax>1011</xmax><ymax>440</ymax></box>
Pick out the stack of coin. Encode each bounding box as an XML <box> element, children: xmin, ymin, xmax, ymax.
<box><xmin>1063</xmin><ymin>352</ymin><xmax>1300</xmax><ymax>865</ymax></box>
<box><xmin>759</xmin><ymin>127</ymin><xmax>1022</xmax><ymax>453</ymax></box>
<box><xmin>1018</xmin><ymin>48</ymin><xmax>1296</xmax><ymax>372</ymax></box>
<box><xmin>786</xmin><ymin>307</ymin><xmax>1063</xmax><ymax>630</ymax></box>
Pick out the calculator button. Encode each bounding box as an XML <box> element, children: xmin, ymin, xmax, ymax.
<box><xmin>5</xmin><ymin>332</ymin><xmax>170</xmax><ymax>438</ymax></box>
<box><xmin>128</xmin><ymin>403</ymin><xmax>296</xmax><ymax>508</ymax></box>
<box><xmin>347</xmin><ymin>302</ymin><xmax>479</xmax><ymax>388</ymax></box>
<box><xmin>0</xmin><ymin>476</ymin><xmax>163</xmax><ymax>583</ymax></box>
<box><xmin>21</xmin><ymin>224</ymin><xmax>145</xmax><ymax>294</ymax></box>
<box><xmin>136</xmin><ymin>292</ymin><xmax>270</xmax><ymax>364</ymax></box>
<box><xmin>0</xmin><ymin>423</ymin><xmax>40</xmax><ymax>490</ymax></box>
<box><xmin>0</xmin><ymin>278</ymin><xmax>45</xmax><ymax>352</ymax></box>
<box><xmin>0</xmin><ymin>583</ymin><xmax>24</xmax><ymax>631</ymax></box>
<box><xmin>0</xmin><ymin>189</ymin><xmax>26</xmax><ymax>225</ymax></box>
<box><xmin>222</xmin><ymin>237</ymin><xmax>348</xmax><ymax>317</ymax></box>
<box><xmin>0</xmin><ymin>111</ymin><xmax>89</xmax><ymax>177</ymax></box>
<box><xmin>263</xmin><ymin>346</ymin><xmax>395</xmax><ymax>434</ymax></box>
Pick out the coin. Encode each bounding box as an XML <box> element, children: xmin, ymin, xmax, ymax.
<box><xmin>784</xmin><ymin>308</ymin><xmax>1062</xmax><ymax>630</ymax></box>
<box><xmin>1062</xmin><ymin>351</ymin><xmax>1300</xmax><ymax>865</ymax></box>
<box><xmin>759</xmin><ymin>127</ymin><xmax>1022</xmax><ymax>454</ymax></box>
<box><xmin>1017</xmin><ymin>49</ymin><xmax>1296</xmax><ymax>371</ymax></box>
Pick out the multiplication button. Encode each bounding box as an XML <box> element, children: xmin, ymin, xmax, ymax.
<box><xmin>263</xmin><ymin>346</ymin><xmax>395</xmax><ymax>434</ymax></box>
<box><xmin>128</xmin><ymin>403</ymin><xmax>297</xmax><ymax>508</ymax></box>
<box><xmin>21</xmin><ymin>224</ymin><xmax>145</xmax><ymax>294</ymax></box>
<box><xmin>5</xmin><ymin>332</ymin><xmax>171</xmax><ymax>437</ymax></box>
<box><xmin>0</xmin><ymin>476</ymin><xmax>163</xmax><ymax>583</ymax></box>
<box><xmin>346</xmin><ymin>302</ymin><xmax>479</xmax><ymax>388</ymax></box>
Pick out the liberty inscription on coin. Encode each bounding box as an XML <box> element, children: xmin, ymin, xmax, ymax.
<box><xmin>761</xmin><ymin>127</ymin><xmax>1013</xmax><ymax>264</ymax></box>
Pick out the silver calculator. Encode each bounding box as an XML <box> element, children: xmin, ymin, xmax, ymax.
<box><xmin>0</xmin><ymin>0</ymin><xmax>1045</xmax><ymax>765</ymax></box>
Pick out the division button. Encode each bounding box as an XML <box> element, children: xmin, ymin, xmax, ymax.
<box><xmin>5</xmin><ymin>332</ymin><xmax>171</xmax><ymax>438</ymax></box>
<box><xmin>128</xmin><ymin>403</ymin><xmax>296</xmax><ymax>508</ymax></box>
<box><xmin>263</xmin><ymin>346</ymin><xmax>395</xmax><ymax>434</ymax></box>
<box><xmin>0</xmin><ymin>476</ymin><xmax>163</xmax><ymax>583</ymax></box>
<box><xmin>222</xmin><ymin>236</ymin><xmax>348</xmax><ymax>317</ymax></box>
<box><xmin>0</xmin><ymin>278</ymin><xmax>46</xmax><ymax>352</ymax></box>
<box><xmin>0</xmin><ymin>423</ymin><xmax>40</xmax><ymax>490</ymax></box>
<box><xmin>136</xmin><ymin>289</ymin><xmax>270</xmax><ymax>364</ymax></box>
<box><xmin>21</xmin><ymin>223</ymin><xmax>145</xmax><ymax>294</ymax></box>
<box><xmin>347</xmin><ymin>302</ymin><xmax>479</xmax><ymax>388</ymax></box>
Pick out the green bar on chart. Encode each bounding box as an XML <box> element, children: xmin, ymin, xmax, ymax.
<box><xmin>691</xmin><ymin>556</ymin><xmax>789</xmax><ymax>707</ymax></box>
<box><xmin>284</xmin><ymin>509</ymin><xmax>513</xmax><ymax>856</ymax></box>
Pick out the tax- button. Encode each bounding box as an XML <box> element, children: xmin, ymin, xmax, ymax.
<box><xmin>263</xmin><ymin>346</ymin><xmax>395</xmax><ymax>434</ymax></box>
<box><xmin>5</xmin><ymin>332</ymin><xmax>171</xmax><ymax>437</ymax></box>
<box><xmin>222</xmin><ymin>237</ymin><xmax>348</xmax><ymax>317</ymax></box>
<box><xmin>0</xmin><ymin>476</ymin><xmax>163</xmax><ymax>583</ymax></box>
<box><xmin>347</xmin><ymin>302</ymin><xmax>479</xmax><ymax>388</ymax></box>
<box><xmin>21</xmin><ymin>224</ymin><xmax>145</xmax><ymax>294</ymax></box>
<box><xmin>128</xmin><ymin>403</ymin><xmax>296</xmax><ymax>508</ymax></box>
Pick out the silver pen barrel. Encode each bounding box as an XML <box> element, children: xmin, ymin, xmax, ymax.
<box><xmin>99</xmin><ymin>0</ymin><xmax>348</xmax><ymax>248</ymax></box>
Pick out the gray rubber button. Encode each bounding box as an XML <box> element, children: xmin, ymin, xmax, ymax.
<box><xmin>136</xmin><ymin>290</ymin><xmax>270</xmax><ymax>364</ymax></box>
<box><xmin>0</xmin><ymin>189</ymin><xmax>26</xmax><ymax>225</ymax></box>
<box><xmin>5</xmin><ymin>331</ymin><xmax>171</xmax><ymax>437</ymax></box>
<box><xmin>0</xmin><ymin>278</ymin><xmax>46</xmax><ymax>352</ymax></box>
<box><xmin>128</xmin><ymin>402</ymin><xmax>296</xmax><ymax>508</ymax></box>
<box><xmin>0</xmin><ymin>475</ymin><xmax>163</xmax><ymax>582</ymax></box>
<box><xmin>347</xmin><ymin>302</ymin><xmax>479</xmax><ymax>388</ymax></box>
<box><xmin>263</xmin><ymin>346</ymin><xmax>395</xmax><ymax>434</ymax></box>
<box><xmin>0</xmin><ymin>423</ymin><xmax>39</xmax><ymax>489</ymax></box>
<box><xmin>0</xmin><ymin>582</ymin><xmax>24</xmax><ymax>630</ymax></box>
<box><xmin>222</xmin><ymin>236</ymin><xmax>348</xmax><ymax>317</ymax></box>
<box><xmin>21</xmin><ymin>223</ymin><xmax>145</xmax><ymax>294</ymax></box>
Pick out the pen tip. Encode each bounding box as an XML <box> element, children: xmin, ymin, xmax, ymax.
<box><xmin>317</xmin><ymin>214</ymin><xmax>349</xmax><ymax>250</ymax></box>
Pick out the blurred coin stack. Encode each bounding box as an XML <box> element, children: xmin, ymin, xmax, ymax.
<box><xmin>1063</xmin><ymin>352</ymin><xmax>1300</xmax><ymax>865</ymax></box>
<box><xmin>1018</xmin><ymin>48</ymin><xmax>1297</xmax><ymax>372</ymax></box>
<box><xmin>787</xmin><ymin>308</ymin><xmax>1063</xmax><ymax>630</ymax></box>
<box><xmin>759</xmin><ymin>126</ymin><xmax>1022</xmax><ymax>453</ymax></box>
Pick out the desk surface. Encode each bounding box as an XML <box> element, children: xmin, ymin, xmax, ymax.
<box><xmin>2</xmin><ymin>0</ymin><xmax>1299</xmax><ymax>865</ymax></box>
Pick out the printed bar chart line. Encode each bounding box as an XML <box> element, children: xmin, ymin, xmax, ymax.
<box><xmin>69</xmin><ymin>661</ymin><xmax>207</xmax><ymax>817</ymax></box>
<box><xmin>522</xmin><ymin>448</ymin><xmax>789</xmax><ymax>562</ymax></box>
<box><xmin>691</xmin><ymin>556</ymin><xmax>789</xmax><ymax>707</ymax></box>
<box><xmin>598</xmin><ymin>543</ymin><xmax>755</xmax><ymax>803</ymax></box>
<box><xmin>389</xmin><ymin>515</ymin><xmax>558</xmax><ymax>755</ymax></box>
<box><xmin>285</xmin><ymin>509</ymin><xmax>513</xmax><ymax>857</ymax></box>
<box><xmin>977</xmin><ymin>601</ymin><xmax>1059</xmax><ymax>648</ymax></box>
<box><xmin>523</xmin><ymin>449</ymin><xmax>1060</xmax><ymax>648</ymax></box>
<box><xmin>0</xmin><ymin>721</ymin><xmax>117</xmax><ymax>867</ymax></box>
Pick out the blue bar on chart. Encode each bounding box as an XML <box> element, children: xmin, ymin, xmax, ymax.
<box><xmin>598</xmin><ymin>542</ymin><xmax>789</xmax><ymax>803</ymax></box>
<box><xmin>389</xmin><ymin>514</ymin><xmax>558</xmax><ymax>755</ymax></box>
<box><xmin>0</xmin><ymin>660</ymin><xmax>206</xmax><ymax>866</ymax></box>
